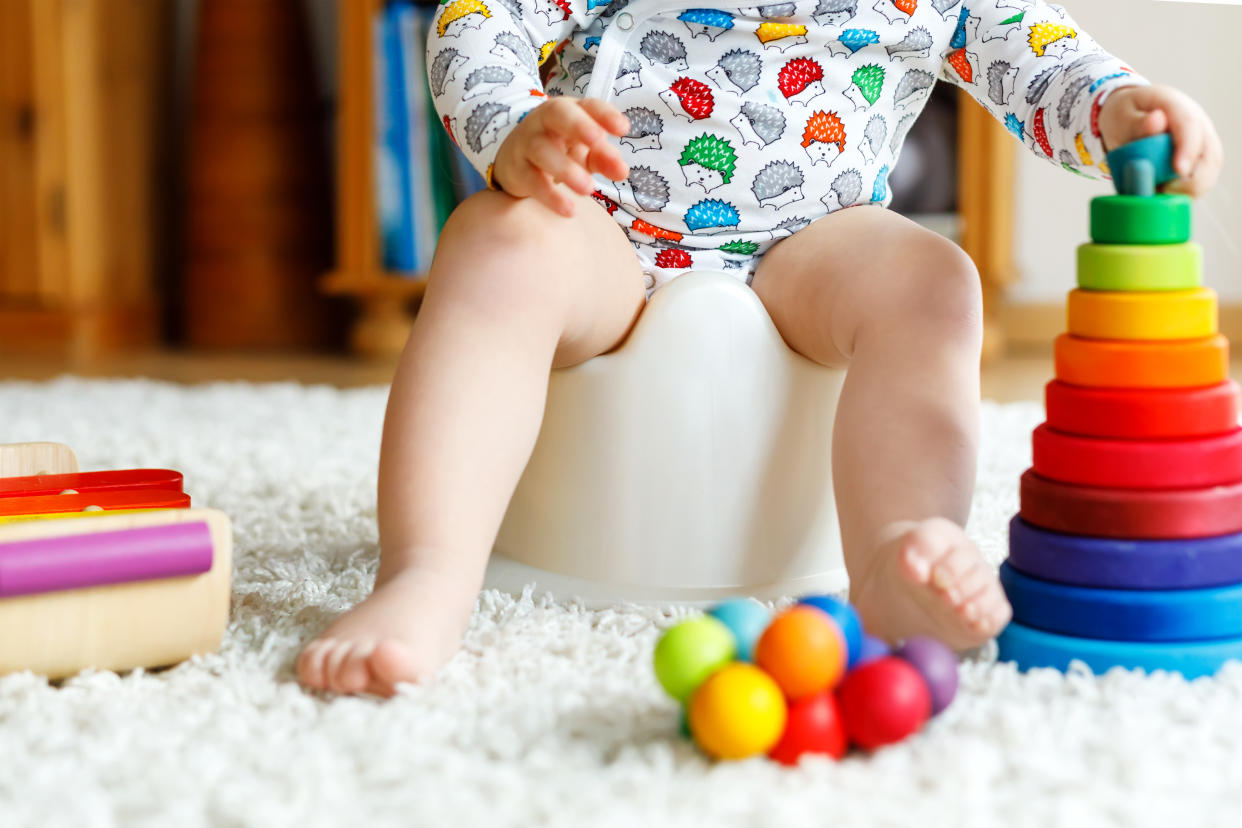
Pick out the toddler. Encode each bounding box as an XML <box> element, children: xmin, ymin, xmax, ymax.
<box><xmin>299</xmin><ymin>0</ymin><xmax>1222</xmax><ymax>695</ymax></box>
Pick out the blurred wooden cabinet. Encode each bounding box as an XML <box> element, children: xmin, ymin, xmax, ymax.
<box><xmin>958</xmin><ymin>90</ymin><xmax>1018</xmax><ymax>363</ymax></box>
<box><xmin>0</xmin><ymin>0</ymin><xmax>170</xmax><ymax>356</ymax></box>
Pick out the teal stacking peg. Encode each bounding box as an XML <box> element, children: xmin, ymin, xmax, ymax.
<box><xmin>1106</xmin><ymin>133</ymin><xmax>1177</xmax><ymax>196</ymax></box>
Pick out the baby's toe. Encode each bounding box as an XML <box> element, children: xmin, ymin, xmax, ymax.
<box><xmin>900</xmin><ymin>541</ymin><xmax>934</xmax><ymax>583</ymax></box>
<box><xmin>297</xmin><ymin>639</ymin><xmax>335</xmax><ymax>690</ymax></box>
<box><xmin>988</xmin><ymin>593</ymin><xmax>1014</xmax><ymax>631</ymax></box>
<box><xmin>898</xmin><ymin>519</ymin><xmax>964</xmax><ymax>583</ymax></box>
<box><xmin>334</xmin><ymin>643</ymin><xmax>376</xmax><ymax>695</ymax></box>
<box><xmin>320</xmin><ymin>641</ymin><xmax>355</xmax><ymax>693</ymax></box>
<box><xmin>965</xmin><ymin>586</ymin><xmax>1012</xmax><ymax>635</ymax></box>
<box><xmin>946</xmin><ymin>560</ymin><xmax>996</xmax><ymax>609</ymax></box>
<box><xmin>368</xmin><ymin>639</ymin><xmax>421</xmax><ymax>697</ymax></box>
<box><xmin>928</xmin><ymin>543</ymin><xmax>979</xmax><ymax>604</ymax></box>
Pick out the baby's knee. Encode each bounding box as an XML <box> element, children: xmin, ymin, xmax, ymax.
<box><xmin>430</xmin><ymin>192</ymin><xmax>566</xmax><ymax>307</ymax></box>
<box><xmin>897</xmin><ymin>237</ymin><xmax>983</xmax><ymax>348</ymax></box>
<box><xmin>440</xmin><ymin>190</ymin><xmax>557</xmax><ymax>259</ymax></box>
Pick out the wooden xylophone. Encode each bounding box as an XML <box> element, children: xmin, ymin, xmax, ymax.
<box><xmin>0</xmin><ymin>442</ymin><xmax>232</xmax><ymax>679</ymax></box>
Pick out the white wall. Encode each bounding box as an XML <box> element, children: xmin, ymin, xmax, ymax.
<box><xmin>1011</xmin><ymin>0</ymin><xmax>1242</xmax><ymax>303</ymax></box>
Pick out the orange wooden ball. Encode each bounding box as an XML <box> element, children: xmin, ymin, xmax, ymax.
<box><xmin>754</xmin><ymin>605</ymin><xmax>847</xmax><ymax>700</ymax></box>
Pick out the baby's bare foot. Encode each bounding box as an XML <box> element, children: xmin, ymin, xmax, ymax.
<box><xmin>296</xmin><ymin>563</ymin><xmax>478</xmax><ymax>696</ymax></box>
<box><xmin>850</xmin><ymin>517</ymin><xmax>1011</xmax><ymax>651</ymax></box>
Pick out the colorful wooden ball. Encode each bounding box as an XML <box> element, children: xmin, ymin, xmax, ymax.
<box><xmin>892</xmin><ymin>636</ymin><xmax>958</xmax><ymax>716</ymax></box>
<box><xmin>688</xmin><ymin>663</ymin><xmax>787</xmax><ymax>760</ymax></box>
<box><xmin>856</xmin><ymin>634</ymin><xmax>890</xmax><ymax>666</ymax></box>
<box><xmin>836</xmin><ymin>657</ymin><xmax>932</xmax><ymax>750</ymax></box>
<box><xmin>707</xmin><ymin>598</ymin><xmax>771</xmax><ymax>662</ymax></box>
<box><xmin>797</xmin><ymin>594</ymin><xmax>863</xmax><ymax>668</ymax></box>
<box><xmin>767</xmin><ymin>689</ymin><xmax>848</xmax><ymax>765</ymax></box>
<box><xmin>754</xmin><ymin>605</ymin><xmax>846</xmax><ymax>700</ymax></box>
<box><xmin>653</xmin><ymin>616</ymin><xmax>736</xmax><ymax>703</ymax></box>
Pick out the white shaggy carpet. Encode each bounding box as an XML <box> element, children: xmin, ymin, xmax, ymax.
<box><xmin>1</xmin><ymin>377</ymin><xmax>1240</xmax><ymax>828</ymax></box>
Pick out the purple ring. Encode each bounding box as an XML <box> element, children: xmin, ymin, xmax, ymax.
<box><xmin>1008</xmin><ymin>516</ymin><xmax>1242</xmax><ymax>590</ymax></box>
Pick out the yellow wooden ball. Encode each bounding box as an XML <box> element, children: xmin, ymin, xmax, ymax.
<box><xmin>688</xmin><ymin>663</ymin><xmax>788</xmax><ymax>760</ymax></box>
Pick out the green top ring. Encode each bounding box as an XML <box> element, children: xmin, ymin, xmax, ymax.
<box><xmin>1091</xmin><ymin>194</ymin><xmax>1192</xmax><ymax>245</ymax></box>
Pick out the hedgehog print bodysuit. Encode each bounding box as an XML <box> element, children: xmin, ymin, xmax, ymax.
<box><xmin>428</xmin><ymin>0</ymin><xmax>1144</xmax><ymax>293</ymax></box>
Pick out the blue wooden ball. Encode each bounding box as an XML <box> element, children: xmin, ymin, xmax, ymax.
<box><xmin>707</xmin><ymin>598</ymin><xmax>771</xmax><ymax>662</ymax></box>
<box><xmin>856</xmin><ymin>633</ymin><xmax>890</xmax><ymax>666</ymax></box>
<box><xmin>798</xmin><ymin>595</ymin><xmax>864</xmax><ymax>668</ymax></box>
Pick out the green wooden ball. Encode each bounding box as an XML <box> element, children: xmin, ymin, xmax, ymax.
<box><xmin>653</xmin><ymin>616</ymin><xmax>737</xmax><ymax>703</ymax></box>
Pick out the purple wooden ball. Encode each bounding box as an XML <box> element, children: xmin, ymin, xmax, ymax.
<box><xmin>856</xmin><ymin>634</ymin><xmax>890</xmax><ymax>666</ymax></box>
<box><xmin>892</xmin><ymin>636</ymin><xmax>958</xmax><ymax>715</ymax></box>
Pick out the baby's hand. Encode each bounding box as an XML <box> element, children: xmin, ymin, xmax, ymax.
<box><xmin>1097</xmin><ymin>84</ymin><xmax>1223</xmax><ymax>197</ymax></box>
<box><xmin>492</xmin><ymin>97</ymin><xmax>630</xmax><ymax>217</ymax></box>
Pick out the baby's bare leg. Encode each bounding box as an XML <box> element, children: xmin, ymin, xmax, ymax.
<box><xmin>298</xmin><ymin>191</ymin><xmax>644</xmax><ymax>695</ymax></box>
<box><xmin>751</xmin><ymin>205</ymin><xmax>1010</xmax><ymax>650</ymax></box>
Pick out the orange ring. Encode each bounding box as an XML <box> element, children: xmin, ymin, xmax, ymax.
<box><xmin>1055</xmin><ymin>334</ymin><xmax>1229</xmax><ymax>389</ymax></box>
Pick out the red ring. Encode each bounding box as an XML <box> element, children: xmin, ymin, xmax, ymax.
<box><xmin>1045</xmin><ymin>380</ymin><xmax>1239</xmax><ymax>439</ymax></box>
<box><xmin>1019</xmin><ymin>469</ymin><xmax>1242</xmax><ymax>539</ymax></box>
<box><xmin>1031</xmin><ymin>424</ymin><xmax>1242</xmax><ymax>489</ymax></box>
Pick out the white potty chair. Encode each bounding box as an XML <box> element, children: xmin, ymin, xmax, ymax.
<box><xmin>486</xmin><ymin>270</ymin><xmax>848</xmax><ymax>605</ymax></box>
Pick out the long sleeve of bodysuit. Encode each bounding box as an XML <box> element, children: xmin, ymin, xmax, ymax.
<box><xmin>426</xmin><ymin>0</ymin><xmax>595</xmax><ymax>187</ymax></box>
<box><xmin>937</xmin><ymin>0</ymin><xmax>1147</xmax><ymax>180</ymax></box>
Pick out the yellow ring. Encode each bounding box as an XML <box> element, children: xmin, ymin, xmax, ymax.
<box><xmin>1067</xmin><ymin>287</ymin><xmax>1217</xmax><ymax>341</ymax></box>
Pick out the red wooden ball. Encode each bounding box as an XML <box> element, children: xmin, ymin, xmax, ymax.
<box><xmin>767</xmin><ymin>689</ymin><xmax>848</xmax><ymax>765</ymax></box>
<box><xmin>836</xmin><ymin>657</ymin><xmax>932</xmax><ymax>750</ymax></box>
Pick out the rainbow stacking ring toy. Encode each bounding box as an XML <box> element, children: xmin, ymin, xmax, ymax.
<box><xmin>997</xmin><ymin>133</ymin><xmax>1242</xmax><ymax>678</ymax></box>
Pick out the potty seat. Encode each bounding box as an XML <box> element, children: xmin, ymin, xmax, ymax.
<box><xmin>487</xmin><ymin>270</ymin><xmax>848</xmax><ymax>605</ymax></box>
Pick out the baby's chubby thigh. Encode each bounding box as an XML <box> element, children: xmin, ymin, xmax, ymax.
<box><xmin>750</xmin><ymin>205</ymin><xmax>983</xmax><ymax>369</ymax></box>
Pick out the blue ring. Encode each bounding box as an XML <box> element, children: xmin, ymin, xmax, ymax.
<box><xmin>1000</xmin><ymin>562</ymin><xmax>1242</xmax><ymax>642</ymax></box>
<box><xmin>996</xmin><ymin>621</ymin><xmax>1242</xmax><ymax>679</ymax></box>
<box><xmin>1008</xmin><ymin>517</ymin><xmax>1242</xmax><ymax>589</ymax></box>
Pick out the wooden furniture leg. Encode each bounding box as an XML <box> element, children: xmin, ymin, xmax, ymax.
<box><xmin>957</xmin><ymin>90</ymin><xmax>1018</xmax><ymax>364</ymax></box>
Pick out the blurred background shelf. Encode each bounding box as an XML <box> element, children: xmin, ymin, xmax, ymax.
<box><xmin>182</xmin><ymin>0</ymin><xmax>341</xmax><ymax>351</ymax></box>
<box><xmin>321</xmin><ymin>268</ymin><xmax>426</xmax><ymax>358</ymax></box>
<box><xmin>0</xmin><ymin>0</ymin><xmax>172</xmax><ymax>359</ymax></box>
<box><xmin>0</xmin><ymin>0</ymin><xmax>1015</xmax><ymax>364</ymax></box>
<box><xmin>2</xmin><ymin>0</ymin><xmax>1238</xmax><ymax>390</ymax></box>
<box><xmin>325</xmin><ymin>0</ymin><xmax>429</xmax><ymax>360</ymax></box>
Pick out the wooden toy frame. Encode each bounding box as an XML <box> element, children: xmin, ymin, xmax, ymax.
<box><xmin>0</xmin><ymin>508</ymin><xmax>232</xmax><ymax>679</ymax></box>
<box><xmin>0</xmin><ymin>442</ymin><xmax>79</xmax><ymax>478</ymax></box>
